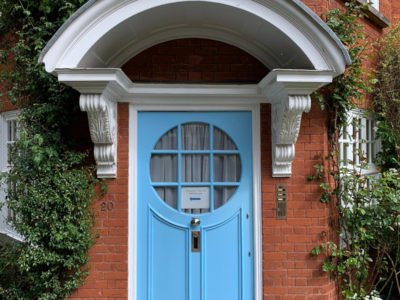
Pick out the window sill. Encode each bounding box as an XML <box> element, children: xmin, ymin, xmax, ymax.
<box><xmin>363</xmin><ymin>5</ymin><xmax>390</xmax><ymax>28</ymax></box>
<box><xmin>353</xmin><ymin>0</ymin><xmax>390</xmax><ymax>28</ymax></box>
<box><xmin>339</xmin><ymin>164</ymin><xmax>380</xmax><ymax>176</ymax></box>
<box><xmin>0</xmin><ymin>230</ymin><xmax>22</xmax><ymax>244</ymax></box>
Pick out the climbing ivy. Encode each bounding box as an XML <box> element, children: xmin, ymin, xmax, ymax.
<box><xmin>310</xmin><ymin>1</ymin><xmax>400</xmax><ymax>300</ymax></box>
<box><xmin>0</xmin><ymin>1</ymin><xmax>98</xmax><ymax>299</ymax></box>
<box><xmin>315</xmin><ymin>0</ymin><xmax>373</xmax><ymax>134</ymax></box>
<box><xmin>374</xmin><ymin>23</ymin><xmax>400</xmax><ymax>170</ymax></box>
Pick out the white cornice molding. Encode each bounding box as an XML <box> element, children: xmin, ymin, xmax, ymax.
<box><xmin>259</xmin><ymin>69</ymin><xmax>333</xmax><ymax>177</ymax></box>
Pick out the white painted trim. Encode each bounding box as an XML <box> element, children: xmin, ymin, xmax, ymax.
<box><xmin>0</xmin><ymin>111</ymin><xmax>18</xmax><ymax>172</ymax></box>
<box><xmin>128</xmin><ymin>103</ymin><xmax>263</xmax><ymax>300</ymax></box>
<box><xmin>339</xmin><ymin>109</ymin><xmax>381</xmax><ymax>175</ymax></box>
<box><xmin>0</xmin><ymin>110</ymin><xmax>23</xmax><ymax>242</ymax></box>
<box><xmin>251</xmin><ymin>104</ymin><xmax>263</xmax><ymax>300</ymax></box>
<box><xmin>128</xmin><ymin>105</ymin><xmax>138</xmax><ymax>300</ymax></box>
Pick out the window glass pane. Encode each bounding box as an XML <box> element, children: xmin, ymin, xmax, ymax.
<box><xmin>154</xmin><ymin>127</ymin><xmax>177</xmax><ymax>150</ymax></box>
<box><xmin>7</xmin><ymin>120</ymin><xmax>12</xmax><ymax>141</ymax></box>
<box><xmin>214</xmin><ymin>127</ymin><xmax>237</xmax><ymax>150</ymax></box>
<box><xmin>182</xmin><ymin>155</ymin><xmax>210</xmax><ymax>182</ymax></box>
<box><xmin>150</xmin><ymin>155</ymin><xmax>177</xmax><ymax>182</ymax></box>
<box><xmin>371</xmin><ymin>120</ymin><xmax>376</xmax><ymax>141</ymax></box>
<box><xmin>214</xmin><ymin>155</ymin><xmax>241</xmax><ymax>182</ymax></box>
<box><xmin>371</xmin><ymin>0</ymin><xmax>379</xmax><ymax>10</ymax></box>
<box><xmin>182</xmin><ymin>123</ymin><xmax>209</xmax><ymax>150</ymax></box>
<box><xmin>367</xmin><ymin>144</ymin><xmax>372</xmax><ymax>164</ymax></box>
<box><xmin>155</xmin><ymin>187</ymin><xmax>177</xmax><ymax>209</ymax></box>
<box><xmin>352</xmin><ymin>118</ymin><xmax>358</xmax><ymax>141</ymax></box>
<box><xmin>13</xmin><ymin>120</ymin><xmax>17</xmax><ymax>141</ymax></box>
<box><xmin>214</xmin><ymin>186</ymin><xmax>237</xmax><ymax>209</ymax></box>
<box><xmin>353</xmin><ymin>142</ymin><xmax>357</xmax><ymax>165</ymax></box>
<box><xmin>7</xmin><ymin>144</ymin><xmax>12</xmax><ymax>164</ymax></box>
<box><xmin>7</xmin><ymin>120</ymin><xmax>17</xmax><ymax>142</ymax></box>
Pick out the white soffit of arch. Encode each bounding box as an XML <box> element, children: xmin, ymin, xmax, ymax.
<box><xmin>40</xmin><ymin>0</ymin><xmax>350</xmax><ymax>73</ymax></box>
<box><xmin>39</xmin><ymin>0</ymin><xmax>350</xmax><ymax>179</ymax></box>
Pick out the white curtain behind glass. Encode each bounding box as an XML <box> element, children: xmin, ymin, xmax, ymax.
<box><xmin>150</xmin><ymin>123</ymin><xmax>241</xmax><ymax>213</ymax></box>
<box><xmin>182</xmin><ymin>123</ymin><xmax>209</xmax><ymax>150</ymax></box>
<box><xmin>182</xmin><ymin>124</ymin><xmax>210</xmax><ymax>213</ymax></box>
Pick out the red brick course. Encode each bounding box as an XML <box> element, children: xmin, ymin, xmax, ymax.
<box><xmin>261</xmin><ymin>103</ymin><xmax>337</xmax><ymax>300</ymax></box>
<box><xmin>70</xmin><ymin>103</ymin><xmax>129</xmax><ymax>300</ymax></box>
<box><xmin>122</xmin><ymin>39</ymin><xmax>269</xmax><ymax>83</ymax></box>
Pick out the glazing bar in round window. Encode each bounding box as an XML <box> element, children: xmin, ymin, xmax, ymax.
<box><xmin>210</xmin><ymin>124</ymin><xmax>214</xmax><ymax>212</ymax></box>
<box><xmin>177</xmin><ymin>124</ymin><xmax>182</xmax><ymax>211</ymax></box>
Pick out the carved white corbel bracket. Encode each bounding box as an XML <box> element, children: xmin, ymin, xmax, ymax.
<box><xmin>271</xmin><ymin>95</ymin><xmax>311</xmax><ymax>177</ymax></box>
<box><xmin>259</xmin><ymin>69</ymin><xmax>334</xmax><ymax>177</ymax></box>
<box><xmin>55</xmin><ymin>68</ymin><xmax>130</xmax><ymax>178</ymax></box>
<box><xmin>80</xmin><ymin>93</ymin><xmax>117</xmax><ymax>178</ymax></box>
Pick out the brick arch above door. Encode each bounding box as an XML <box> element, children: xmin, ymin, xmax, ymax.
<box><xmin>122</xmin><ymin>38</ymin><xmax>269</xmax><ymax>84</ymax></box>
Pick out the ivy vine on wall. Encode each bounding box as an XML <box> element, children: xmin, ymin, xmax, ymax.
<box><xmin>310</xmin><ymin>1</ymin><xmax>400</xmax><ymax>300</ymax></box>
<box><xmin>0</xmin><ymin>1</ymin><xmax>99</xmax><ymax>299</ymax></box>
<box><xmin>375</xmin><ymin>23</ymin><xmax>400</xmax><ymax>170</ymax></box>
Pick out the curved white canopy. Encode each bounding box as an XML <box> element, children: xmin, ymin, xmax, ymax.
<box><xmin>39</xmin><ymin>0</ymin><xmax>350</xmax><ymax>74</ymax></box>
<box><xmin>39</xmin><ymin>0</ymin><xmax>351</xmax><ymax>180</ymax></box>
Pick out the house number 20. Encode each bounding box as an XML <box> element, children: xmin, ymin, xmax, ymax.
<box><xmin>101</xmin><ymin>200</ymin><xmax>114</xmax><ymax>212</ymax></box>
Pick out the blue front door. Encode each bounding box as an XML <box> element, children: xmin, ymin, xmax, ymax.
<box><xmin>137</xmin><ymin>111</ymin><xmax>253</xmax><ymax>300</ymax></box>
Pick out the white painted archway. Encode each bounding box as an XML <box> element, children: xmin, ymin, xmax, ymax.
<box><xmin>40</xmin><ymin>0</ymin><xmax>350</xmax><ymax>74</ymax></box>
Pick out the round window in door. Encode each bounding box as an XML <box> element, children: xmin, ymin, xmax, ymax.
<box><xmin>150</xmin><ymin>123</ymin><xmax>242</xmax><ymax>214</ymax></box>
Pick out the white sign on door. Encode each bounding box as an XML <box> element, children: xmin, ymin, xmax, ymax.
<box><xmin>181</xmin><ymin>187</ymin><xmax>210</xmax><ymax>209</ymax></box>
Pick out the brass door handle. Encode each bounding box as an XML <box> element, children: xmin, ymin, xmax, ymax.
<box><xmin>191</xmin><ymin>218</ymin><xmax>200</xmax><ymax>226</ymax></box>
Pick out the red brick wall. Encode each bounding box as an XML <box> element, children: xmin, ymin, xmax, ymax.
<box><xmin>0</xmin><ymin>34</ymin><xmax>18</xmax><ymax>113</ymax></box>
<box><xmin>0</xmin><ymin>98</ymin><xmax>17</xmax><ymax>112</ymax></box>
<box><xmin>70</xmin><ymin>103</ymin><xmax>129</xmax><ymax>299</ymax></box>
<box><xmin>393</xmin><ymin>2</ymin><xmax>400</xmax><ymax>24</ymax></box>
<box><xmin>261</xmin><ymin>104</ymin><xmax>337</xmax><ymax>300</ymax></box>
<box><xmin>122</xmin><ymin>39</ymin><xmax>269</xmax><ymax>83</ymax></box>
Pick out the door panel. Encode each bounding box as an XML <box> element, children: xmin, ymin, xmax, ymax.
<box><xmin>204</xmin><ymin>213</ymin><xmax>241</xmax><ymax>300</ymax></box>
<box><xmin>137</xmin><ymin>111</ymin><xmax>253</xmax><ymax>300</ymax></box>
<box><xmin>149</xmin><ymin>210</ymin><xmax>189</xmax><ymax>300</ymax></box>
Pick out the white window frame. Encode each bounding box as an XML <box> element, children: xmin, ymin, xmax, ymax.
<box><xmin>339</xmin><ymin>109</ymin><xmax>381</xmax><ymax>176</ymax></box>
<box><xmin>370</xmin><ymin>0</ymin><xmax>379</xmax><ymax>11</ymax></box>
<box><xmin>0</xmin><ymin>110</ymin><xmax>22</xmax><ymax>241</ymax></box>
